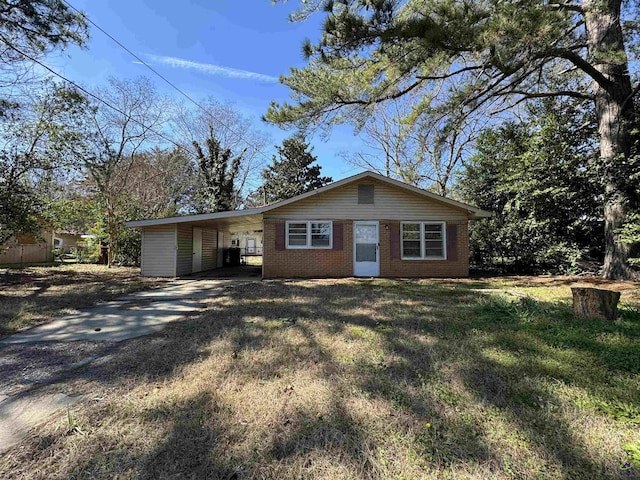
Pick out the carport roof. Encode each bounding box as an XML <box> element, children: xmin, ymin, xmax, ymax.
<box><xmin>125</xmin><ymin>171</ymin><xmax>491</xmax><ymax>230</ymax></box>
<box><xmin>126</xmin><ymin>209</ymin><xmax>264</xmax><ymax>232</ymax></box>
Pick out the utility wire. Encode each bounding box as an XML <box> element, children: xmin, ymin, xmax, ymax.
<box><xmin>2</xmin><ymin>39</ymin><xmax>198</xmax><ymax>159</ymax></box>
<box><xmin>61</xmin><ymin>0</ymin><xmax>273</xmax><ymax>161</ymax></box>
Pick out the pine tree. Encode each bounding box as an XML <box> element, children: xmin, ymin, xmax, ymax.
<box><xmin>268</xmin><ymin>0</ymin><xmax>640</xmax><ymax>279</ymax></box>
<box><xmin>192</xmin><ymin>129</ymin><xmax>243</xmax><ymax>213</ymax></box>
<box><xmin>0</xmin><ymin>0</ymin><xmax>88</xmax><ymax>112</ymax></box>
<box><xmin>260</xmin><ymin>135</ymin><xmax>331</xmax><ymax>204</ymax></box>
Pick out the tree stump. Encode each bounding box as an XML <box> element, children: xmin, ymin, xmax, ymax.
<box><xmin>571</xmin><ymin>287</ymin><xmax>621</xmax><ymax>321</ymax></box>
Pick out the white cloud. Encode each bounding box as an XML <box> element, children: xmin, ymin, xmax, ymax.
<box><xmin>145</xmin><ymin>54</ymin><xmax>279</xmax><ymax>83</ymax></box>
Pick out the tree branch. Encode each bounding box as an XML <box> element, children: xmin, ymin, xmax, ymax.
<box><xmin>546</xmin><ymin>2</ymin><xmax>584</xmax><ymax>14</ymax></box>
<box><xmin>415</xmin><ymin>64</ymin><xmax>483</xmax><ymax>81</ymax></box>
<box><xmin>547</xmin><ymin>48</ymin><xmax>612</xmax><ymax>88</ymax></box>
<box><xmin>505</xmin><ymin>89</ymin><xmax>594</xmax><ymax>100</ymax></box>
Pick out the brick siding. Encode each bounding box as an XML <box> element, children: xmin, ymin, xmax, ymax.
<box><xmin>263</xmin><ymin>218</ymin><xmax>469</xmax><ymax>278</ymax></box>
<box><xmin>380</xmin><ymin>220</ymin><xmax>469</xmax><ymax>278</ymax></box>
<box><xmin>263</xmin><ymin>219</ymin><xmax>353</xmax><ymax>278</ymax></box>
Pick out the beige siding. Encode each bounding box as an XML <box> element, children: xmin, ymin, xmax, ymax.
<box><xmin>202</xmin><ymin>228</ymin><xmax>218</xmax><ymax>271</ymax></box>
<box><xmin>176</xmin><ymin>224</ymin><xmax>193</xmax><ymax>276</ymax></box>
<box><xmin>223</xmin><ymin>232</ymin><xmax>232</xmax><ymax>249</ymax></box>
<box><xmin>265</xmin><ymin>178</ymin><xmax>469</xmax><ymax>221</ymax></box>
<box><xmin>141</xmin><ymin>225</ymin><xmax>176</xmax><ymax>277</ymax></box>
<box><xmin>217</xmin><ymin>231</ymin><xmax>225</xmax><ymax>268</ymax></box>
<box><xmin>54</xmin><ymin>233</ymin><xmax>82</xmax><ymax>248</ymax></box>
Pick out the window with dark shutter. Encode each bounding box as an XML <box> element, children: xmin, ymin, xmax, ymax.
<box><xmin>333</xmin><ymin>223</ymin><xmax>344</xmax><ymax>250</ymax></box>
<box><xmin>358</xmin><ymin>184</ymin><xmax>374</xmax><ymax>204</ymax></box>
<box><xmin>275</xmin><ymin>222</ymin><xmax>286</xmax><ymax>250</ymax></box>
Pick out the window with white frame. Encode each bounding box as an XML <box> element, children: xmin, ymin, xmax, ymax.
<box><xmin>401</xmin><ymin>222</ymin><xmax>446</xmax><ymax>259</ymax></box>
<box><xmin>286</xmin><ymin>221</ymin><xmax>332</xmax><ymax>249</ymax></box>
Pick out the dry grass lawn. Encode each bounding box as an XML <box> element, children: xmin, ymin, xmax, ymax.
<box><xmin>1</xmin><ymin>276</ymin><xmax>639</xmax><ymax>479</ymax></box>
<box><xmin>0</xmin><ymin>264</ymin><xmax>167</xmax><ymax>338</ymax></box>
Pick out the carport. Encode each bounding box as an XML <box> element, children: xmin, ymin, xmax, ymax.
<box><xmin>126</xmin><ymin>209</ymin><xmax>263</xmax><ymax>277</ymax></box>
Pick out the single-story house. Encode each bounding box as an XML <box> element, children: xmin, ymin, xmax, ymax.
<box><xmin>52</xmin><ymin>231</ymin><xmax>87</xmax><ymax>250</ymax></box>
<box><xmin>126</xmin><ymin>171</ymin><xmax>491</xmax><ymax>278</ymax></box>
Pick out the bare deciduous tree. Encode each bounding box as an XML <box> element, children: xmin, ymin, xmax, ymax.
<box><xmin>83</xmin><ymin>76</ymin><xmax>167</xmax><ymax>267</ymax></box>
<box><xmin>345</xmin><ymin>96</ymin><xmax>485</xmax><ymax>196</ymax></box>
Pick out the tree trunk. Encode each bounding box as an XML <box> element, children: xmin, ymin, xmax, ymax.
<box><xmin>584</xmin><ymin>0</ymin><xmax>635</xmax><ymax>279</ymax></box>
<box><xmin>106</xmin><ymin>194</ymin><xmax>116</xmax><ymax>268</ymax></box>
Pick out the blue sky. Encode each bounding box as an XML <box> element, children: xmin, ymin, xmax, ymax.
<box><xmin>50</xmin><ymin>0</ymin><xmax>368</xmax><ymax>183</ymax></box>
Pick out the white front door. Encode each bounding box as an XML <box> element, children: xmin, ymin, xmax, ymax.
<box><xmin>353</xmin><ymin>221</ymin><xmax>379</xmax><ymax>277</ymax></box>
<box><xmin>192</xmin><ymin>227</ymin><xmax>202</xmax><ymax>273</ymax></box>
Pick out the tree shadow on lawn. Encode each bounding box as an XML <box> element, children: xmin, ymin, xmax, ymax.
<box><xmin>4</xmin><ymin>279</ymin><xmax>639</xmax><ymax>478</ymax></box>
<box><xmin>62</xmin><ymin>391</ymin><xmax>240</xmax><ymax>480</ymax></box>
<box><xmin>0</xmin><ymin>268</ymin><xmax>167</xmax><ymax>337</ymax></box>
<box><xmin>129</xmin><ymin>284</ymin><xmax>494</xmax><ymax>478</ymax></box>
<box><xmin>0</xmin><ymin>266</ymin><xmax>150</xmax><ymax>288</ymax></box>
<box><xmin>443</xmin><ymin>293</ymin><xmax>640</xmax><ymax>477</ymax></box>
<box><xmin>158</xmin><ymin>282</ymin><xmax>629</xmax><ymax>473</ymax></box>
<box><xmin>272</xmin><ymin>281</ymin><xmax>639</xmax><ymax>477</ymax></box>
<box><xmin>0</xmin><ymin>340</ymin><xmax>118</xmax><ymax>396</ymax></box>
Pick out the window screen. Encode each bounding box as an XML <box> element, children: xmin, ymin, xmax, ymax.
<box><xmin>310</xmin><ymin>222</ymin><xmax>331</xmax><ymax>247</ymax></box>
<box><xmin>287</xmin><ymin>223</ymin><xmax>308</xmax><ymax>246</ymax></box>
<box><xmin>401</xmin><ymin>223</ymin><xmax>421</xmax><ymax>258</ymax></box>
<box><xmin>424</xmin><ymin>223</ymin><xmax>444</xmax><ymax>257</ymax></box>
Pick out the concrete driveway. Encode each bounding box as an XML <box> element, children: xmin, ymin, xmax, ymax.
<box><xmin>0</xmin><ymin>279</ymin><xmax>239</xmax><ymax>345</ymax></box>
<box><xmin>0</xmin><ymin>277</ymin><xmax>257</xmax><ymax>453</ymax></box>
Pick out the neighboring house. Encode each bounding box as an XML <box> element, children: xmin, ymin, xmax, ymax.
<box><xmin>52</xmin><ymin>231</ymin><xmax>85</xmax><ymax>251</ymax></box>
<box><xmin>126</xmin><ymin>171</ymin><xmax>491</xmax><ymax>278</ymax></box>
<box><xmin>0</xmin><ymin>233</ymin><xmax>51</xmax><ymax>265</ymax></box>
<box><xmin>231</xmin><ymin>231</ymin><xmax>263</xmax><ymax>254</ymax></box>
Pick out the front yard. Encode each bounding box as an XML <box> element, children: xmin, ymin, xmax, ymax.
<box><xmin>0</xmin><ymin>264</ymin><xmax>167</xmax><ymax>338</ymax></box>
<box><xmin>1</xmin><ymin>276</ymin><xmax>639</xmax><ymax>479</ymax></box>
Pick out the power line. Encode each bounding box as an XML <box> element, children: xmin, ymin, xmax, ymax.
<box><xmin>2</xmin><ymin>38</ymin><xmax>198</xmax><ymax>159</ymax></box>
<box><xmin>61</xmin><ymin>0</ymin><xmax>274</xmax><ymax>163</ymax></box>
<box><xmin>61</xmin><ymin>0</ymin><xmax>205</xmax><ymax>115</ymax></box>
